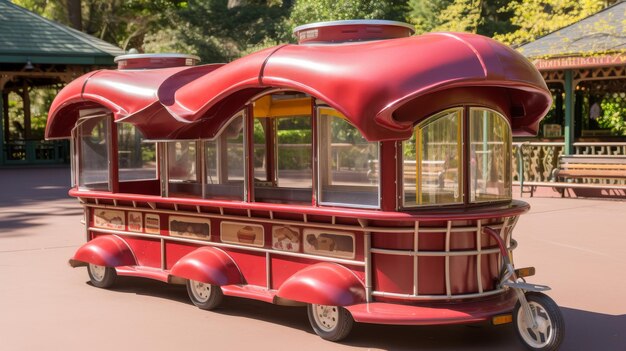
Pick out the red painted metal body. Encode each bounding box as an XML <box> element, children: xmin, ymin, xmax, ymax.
<box><xmin>46</xmin><ymin>33</ymin><xmax>549</xmax><ymax>141</ymax></box>
<box><xmin>170</xmin><ymin>247</ymin><xmax>243</xmax><ymax>286</ymax></box>
<box><xmin>49</xmin><ymin>24</ymin><xmax>551</xmax><ymax>331</ymax></box>
<box><xmin>276</xmin><ymin>262</ymin><xmax>365</xmax><ymax>306</ymax></box>
<box><xmin>69</xmin><ymin>235</ymin><xmax>136</xmax><ymax>268</ymax></box>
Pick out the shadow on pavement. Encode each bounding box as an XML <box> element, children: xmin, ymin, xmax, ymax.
<box><xmin>560</xmin><ymin>307</ymin><xmax>625</xmax><ymax>350</ymax></box>
<box><xmin>0</xmin><ymin>167</ymin><xmax>72</xmax><ymax>207</ymax></box>
<box><xmin>78</xmin><ymin>275</ymin><xmax>626</xmax><ymax>351</ymax></box>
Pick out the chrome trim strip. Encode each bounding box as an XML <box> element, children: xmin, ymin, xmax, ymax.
<box><xmin>413</xmin><ymin>221</ymin><xmax>419</xmax><ymax>296</ymax></box>
<box><xmin>293</xmin><ymin>20</ymin><xmax>415</xmax><ymax>34</ymax></box>
<box><xmin>370</xmin><ymin>240</ymin><xmax>518</xmax><ymax>257</ymax></box>
<box><xmin>114</xmin><ymin>53</ymin><xmax>201</xmax><ymax>62</ymax></box>
<box><xmin>477</xmin><ymin>220</ymin><xmax>483</xmax><ymax>294</ymax></box>
<box><xmin>371</xmin><ymin>288</ymin><xmax>505</xmax><ymax>301</ymax></box>
<box><xmin>445</xmin><ymin>221</ymin><xmax>452</xmax><ymax>297</ymax></box>
<box><xmin>364</xmin><ymin>231</ymin><xmax>372</xmax><ymax>303</ymax></box>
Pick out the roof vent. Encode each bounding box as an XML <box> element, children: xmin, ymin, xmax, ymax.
<box><xmin>114</xmin><ymin>53</ymin><xmax>201</xmax><ymax>70</ymax></box>
<box><xmin>293</xmin><ymin>20</ymin><xmax>414</xmax><ymax>44</ymax></box>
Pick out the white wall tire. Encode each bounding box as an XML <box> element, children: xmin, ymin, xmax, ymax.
<box><xmin>307</xmin><ymin>304</ymin><xmax>354</xmax><ymax>342</ymax></box>
<box><xmin>87</xmin><ymin>263</ymin><xmax>117</xmax><ymax>288</ymax></box>
<box><xmin>186</xmin><ymin>279</ymin><xmax>223</xmax><ymax>310</ymax></box>
<box><xmin>514</xmin><ymin>292</ymin><xmax>564</xmax><ymax>351</ymax></box>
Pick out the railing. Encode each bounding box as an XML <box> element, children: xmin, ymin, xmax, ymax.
<box><xmin>513</xmin><ymin>141</ymin><xmax>626</xmax><ymax>186</ymax></box>
<box><xmin>2</xmin><ymin>139</ymin><xmax>69</xmax><ymax>164</ymax></box>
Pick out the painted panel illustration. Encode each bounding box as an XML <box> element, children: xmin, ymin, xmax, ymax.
<box><xmin>221</xmin><ymin>222</ymin><xmax>264</xmax><ymax>247</ymax></box>
<box><xmin>94</xmin><ymin>209</ymin><xmax>125</xmax><ymax>230</ymax></box>
<box><xmin>272</xmin><ymin>226</ymin><xmax>301</xmax><ymax>252</ymax></box>
<box><xmin>145</xmin><ymin>213</ymin><xmax>160</xmax><ymax>234</ymax></box>
<box><xmin>128</xmin><ymin>212</ymin><xmax>143</xmax><ymax>232</ymax></box>
<box><xmin>169</xmin><ymin>216</ymin><xmax>211</xmax><ymax>240</ymax></box>
<box><xmin>303</xmin><ymin>229</ymin><xmax>355</xmax><ymax>259</ymax></box>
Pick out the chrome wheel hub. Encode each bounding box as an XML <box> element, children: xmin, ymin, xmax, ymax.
<box><xmin>190</xmin><ymin>280</ymin><xmax>211</xmax><ymax>302</ymax></box>
<box><xmin>89</xmin><ymin>264</ymin><xmax>106</xmax><ymax>282</ymax></box>
<box><xmin>313</xmin><ymin>304</ymin><xmax>339</xmax><ymax>331</ymax></box>
<box><xmin>518</xmin><ymin>302</ymin><xmax>553</xmax><ymax>348</ymax></box>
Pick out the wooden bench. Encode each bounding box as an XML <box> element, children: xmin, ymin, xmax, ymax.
<box><xmin>522</xmin><ymin>155</ymin><xmax>626</xmax><ymax>197</ymax></box>
<box><xmin>368</xmin><ymin>160</ymin><xmax>446</xmax><ymax>188</ymax></box>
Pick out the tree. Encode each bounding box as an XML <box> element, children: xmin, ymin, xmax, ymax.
<box><xmin>493</xmin><ymin>0</ymin><xmax>610</xmax><ymax>46</ymax></box>
<box><xmin>170</xmin><ymin>0</ymin><xmax>293</xmax><ymax>62</ymax></box>
<box><xmin>288</xmin><ymin>0</ymin><xmax>409</xmax><ymax>30</ymax></box>
<box><xmin>12</xmin><ymin>0</ymin><xmax>185</xmax><ymax>52</ymax></box>
<box><xmin>408</xmin><ymin>0</ymin><xmax>515</xmax><ymax>36</ymax></box>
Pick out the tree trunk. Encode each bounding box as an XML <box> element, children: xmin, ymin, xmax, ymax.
<box><xmin>67</xmin><ymin>0</ymin><xmax>82</xmax><ymax>31</ymax></box>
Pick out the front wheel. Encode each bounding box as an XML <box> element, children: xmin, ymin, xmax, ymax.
<box><xmin>87</xmin><ymin>263</ymin><xmax>117</xmax><ymax>288</ymax></box>
<box><xmin>186</xmin><ymin>279</ymin><xmax>223</xmax><ymax>310</ymax></box>
<box><xmin>307</xmin><ymin>304</ymin><xmax>354</xmax><ymax>342</ymax></box>
<box><xmin>514</xmin><ymin>292</ymin><xmax>564</xmax><ymax>351</ymax></box>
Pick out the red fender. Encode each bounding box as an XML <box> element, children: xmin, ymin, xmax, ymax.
<box><xmin>277</xmin><ymin>263</ymin><xmax>365</xmax><ymax>306</ymax></box>
<box><xmin>69</xmin><ymin>235</ymin><xmax>136</xmax><ymax>267</ymax></box>
<box><xmin>170</xmin><ymin>247</ymin><xmax>242</xmax><ymax>286</ymax></box>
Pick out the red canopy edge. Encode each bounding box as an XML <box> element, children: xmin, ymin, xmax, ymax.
<box><xmin>46</xmin><ymin>32</ymin><xmax>550</xmax><ymax>141</ymax></box>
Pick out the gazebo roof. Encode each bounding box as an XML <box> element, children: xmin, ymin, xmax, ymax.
<box><xmin>0</xmin><ymin>0</ymin><xmax>125</xmax><ymax>65</ymax></box>
<box><xmin>518</xmin><ymin>1</ymin><xmax>626</xmax><ymax>59</ymax></box>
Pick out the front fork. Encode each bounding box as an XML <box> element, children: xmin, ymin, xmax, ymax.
<box><xmin>483</xmin><ymin>227</ymin><xmax>551</xmax><ymax>329</ymax></box>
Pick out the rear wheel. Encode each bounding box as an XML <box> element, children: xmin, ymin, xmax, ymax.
<box><xmin>307</xmin><ymin>304</ymin><xmax>354</xmax><ymax>342</ymax></box>
<box><xmin>87</xmin><ymin>264</ymin><xmax>117</xmax><ymax>288</ymax></box>
<box><xmin>186</xmin><ymin>279</ymin><xmax>223</xmax><ymax>310</ymax></box>
<box><xmin>514</xmin><ymin>292</ymin><xmax>564</xmax><ymax>351</ymax></box>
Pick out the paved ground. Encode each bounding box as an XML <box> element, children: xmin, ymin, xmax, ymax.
<box><xmin>0</xmin><ymin>167</ymin><xmax>624</xmax><ymax>351</ymax></box>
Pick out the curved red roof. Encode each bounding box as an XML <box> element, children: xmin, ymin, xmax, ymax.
<box><xmin>46</xmin><ymin>32</ymin><xmax>550</xmax><ymax>140</ymax></box>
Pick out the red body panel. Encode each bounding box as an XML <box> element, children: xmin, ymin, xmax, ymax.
<box><xmin>169</xmin><ymin>247</ymin><xmax>243</xmax><ymax>286</ymax></box>
<box><xmin>69</xmin><ymin>235</ymin><xmax>136</xmax><ymax>267</ymax></box>
<box><xmin>70</xmin><ymin>189</ymin><xmax>530</xmax><ymax>222</ymax></box>
<box><xmin>346</xmin><ymin>289</ymin><xmax>518</xmax><ymax>325</ymax></box>
<box><xmin>277</xmin><ymin>262</ymin><xmax>365</xmax><ymax>306</ymax></box>
<box><xmin>47</xmin><ymin>33</ymin><xmax>550</xmax><ymax>141</ymax></box>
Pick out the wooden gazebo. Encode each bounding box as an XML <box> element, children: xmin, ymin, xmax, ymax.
<box><xmin>0</xmin><ymin>0</ymin><xmax>124</xmax><ymax>166</ymax></box>
<box><xmin>513</xmin><ymin>2</ymin><xmax>626</xmax><ymax>188</ymax></box>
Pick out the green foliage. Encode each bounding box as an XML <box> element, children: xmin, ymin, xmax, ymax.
<box><xmin>408</xmin><ymin>0</ymin><xmax>515</xmax><ymax>36</ymax></box>
<box><xmin>493</xmin><ymin>0</ymin><xmax>606</xmax><ymax>46</ymax></box>
<box><xmin>289</xmin><ymin>0</ymin><xmax>408</xmax><ymax>28</ymax></box>
<box><xmin>277</xmin><ymin>129</ymin><xmax>311</xmax><ymax>143</ymax></box>
<box><xmin>175</xmin><ymin>0</ymin><xmax>293</xmax><ymax>62</ymax></box>
<box><xmin>598</xmin><ymin>94</ymin><xmax>626</xmax><ymax>135</ymax></box>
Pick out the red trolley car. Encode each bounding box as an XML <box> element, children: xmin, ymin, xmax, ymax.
<box><xmin>46</xmin><ymin>20</ymin><xmax>563</xmax><ymax>350</ymax></box>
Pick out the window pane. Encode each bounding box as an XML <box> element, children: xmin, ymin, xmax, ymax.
<box><xmin>276</xmin><ymin>116</ymin><xmax>312</xmax><ymax>188</ymax></box>
<box><xmin>470</xmin><ymin>109</ymin><xmax>511</xmax><ymax>202</ymax></box>
<box><xmin>319</xmin><ymin>110</ymin><xmax>379</xmax><ymax>208</ymax></box>
<box><xmin>168</xmin><ymin>141</ymin><xmax>200</xmax><ymax>196</ymax></box>
<box><xmin>117</xmin><ymin>124</ymin><xmax>156</xmax><ymax>181</ymax></box>
<box><xmin>205</xmin><ymin>115</ymin><xmax>245</xmax><ymax>200</ymax></box>
<box><xmin>403</xmin><ymin>109</ymin><xmax>463</xmax><ymax>206</ymax></box>
<box><xmin>78</xmin><ymin>116</ymin><xmax>110</xmax><ymax>190</ymax></box>
<box><xmin>253</xmin><ymin>118</ymin><xmax>267</xmax><ymax>181</ymax></box>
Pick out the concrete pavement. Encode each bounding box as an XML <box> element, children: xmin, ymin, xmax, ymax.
<box><xmin>0</xmin><ymin>167</ymin><xmax>624</xmax><ymax>350</ymax></box>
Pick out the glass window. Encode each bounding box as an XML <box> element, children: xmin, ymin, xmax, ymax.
<box><xmin>469</xmin><ymin>109</ymin><xmax>511</xmax><ymax>202</ymax></box>
<box><xmin>117</xmin><ymin>124</ymin><xmax>157</xmax><ymax>182</ymax></box>
<box><xmin>318</xmin><ymin>108</ymin><xmax>379</xmax><ymax>208</ymax></box>
<box><xmin>276</xmin><ymin>116</ymin><xmax>312</xmax><ymax>188</ymax></box>
<box><xmin>78</xmin><ymin>116</ymin><xmax>110</xmax><ymax>190</ymax></box>
<box><xmin>205</xmin><ymin>115</ymin><xmax>245</xmax><ymax>200</ymax></box>
<box><xmin>403</xmin><ymin>109</ymin><xmax>463</xmax><ymax>206</ymax></box>
<box><xmin>167</xmin><ymin>141</ymin><xmax>201</xmax><ymax>197</ymax></box>
<box><xmin>253</xmin><ymin>94</ymin><xmax>313</xmax><ymax>204</ymax></box>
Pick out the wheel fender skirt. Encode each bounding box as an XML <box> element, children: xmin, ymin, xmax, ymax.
<box><xmin>277</xmin><ymin>262</ymin><xmax>365</xmax><ymax>306</ymax></box>
<box><xmin>69</xmin><ymin>235</ymin><xmax>136</xmax><ymax>268</ymax></box>
<box><xmin>170</xmin><ymin>247</ymin><xmax>242</xmax><ymax>286</ymax></box>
